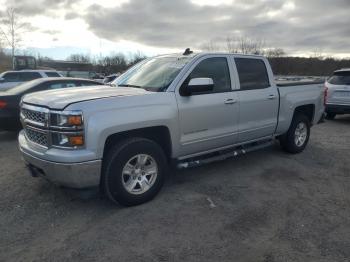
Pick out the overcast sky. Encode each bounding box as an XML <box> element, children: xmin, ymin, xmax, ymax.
<box><xmin>0</xmin><ymin>0</ymin><xmax>349</xmax><ymax>59</ymax></box>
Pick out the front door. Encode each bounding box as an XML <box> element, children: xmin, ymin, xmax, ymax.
<box><xmin>175</xmin><ymin>56</ymin><xmax>239</xmax><ymax>157</ymax></box>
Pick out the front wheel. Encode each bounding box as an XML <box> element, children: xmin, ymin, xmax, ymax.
<box><xmin>279</xmin><ymin>114</ymin><xmax>311</xmax><ymax>154</ymax></box>
<box><xmin>103</xmin><ymin>138</ymin><xmax>167</xmax><ymax>206</ymax></box>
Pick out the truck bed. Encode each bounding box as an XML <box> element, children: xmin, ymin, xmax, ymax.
<box><xmin>276</xmin><ymin>81</ymin><xmax>325</xmax><ymax>134</ymax></box>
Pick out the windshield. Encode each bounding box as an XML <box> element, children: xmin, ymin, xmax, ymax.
<box><xmin>114</xmin><ymin>56</ymin><xmax>191</xmax><ymax>92</ymax></box>
<box><xmin>328</xmin><ymin>71</ymin><xmax>350</xmax><ymax>85</ymax></box>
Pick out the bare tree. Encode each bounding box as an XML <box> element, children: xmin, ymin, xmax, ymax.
<box><xmin>67</xmin><ymin>54</ymin><xmax>91</xmax><ymax>63</ymax></box>
<box><xmin>311</xmin><ymin>48</ymin><xmax>324</xmax><ymax>60</ymax></box>
<box><xmin>237</xmin><ymin>36</ymin><xmax>266</xmax><ymax>55</ymax></box>
<box><xmin>201</xmin><ymin>39</ymin><xmax>221</xmax><ymax>52</ymax></box>
<box><xmin>0</xmin><ymin>8</ymin><xmax>28</xmax><ymax>69</ymax></box>
<box><xmin>226</xmin><ymin>36</ymin><xmax>238</xmax><ymax>53</ymax></box>
<box><xmin>225</xmin><ymin>36</ymin><xmax>266</xmax><ymax>55</ymax></box>
<box><xmin>128</xmin><ymin>51</ymin><xmax>147</xmax><ymax>66</ymax></box>
<box><xmin>266</xmin><ymin>48</ymin><xmax>286</xmax><ymax>58</ymax></box>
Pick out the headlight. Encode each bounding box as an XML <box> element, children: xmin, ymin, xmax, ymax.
<box><xmin>51</xmin><ymin>132</ymin><xmax>84</xmax><ymax>148</ymax></box>
<box><xmin>49</xmin><ymin>110</ymin><xmax>85</xmax><ymax>148</ymax></box>
<box><xmin>50</xmin><ymin>111</ymin><xmax>83</xmax><ymax>129</ymax></box>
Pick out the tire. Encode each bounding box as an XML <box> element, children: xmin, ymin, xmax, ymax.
<box><xmin>102</xmin><ymin>137</ymin><xmax>167</xmax><ymax>206</ymax></box>
<box><xmin>279</xmin><ymin>114</ymin><xmax>311</xmax><ymax>154</ymax></box>
<box><xmin>325</xmin><ymin>112</ymin><xmax>336</xmax><ymax>120</ymax></box>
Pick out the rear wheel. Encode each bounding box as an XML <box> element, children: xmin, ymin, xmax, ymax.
<box><xmin>103</xmin><ymin>138</ymin><xmax>167</xmax><ymax>206</ymax></box>
<box><xmin>325</xmin><ymin>112</ymin><xmax>336</xmax><ymax>120</ymax></box>
<box><xmin>279</xmin><ymin>114</ymin><xmax>310</xmax><ymax>154</ymax></box>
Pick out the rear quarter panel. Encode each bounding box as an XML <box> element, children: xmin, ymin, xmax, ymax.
<box><xmin>276</xmin><ymin>83</ymin><xmax>325</xmax><ymax>134</ymax></box>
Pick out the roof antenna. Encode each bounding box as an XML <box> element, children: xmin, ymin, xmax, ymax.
<box><xmin>183</xmin><ymin>48</ymin><xmax>193</xmax><ymax>56</ymax></box>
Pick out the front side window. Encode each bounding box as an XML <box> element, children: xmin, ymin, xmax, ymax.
<box><xmin>185</xmin><ymin>57</ymin><xmax>231</xmax><ymax>94</ymax></box>
<box><xmin>79</xmin><ymin>81</ymin><xmax>102</xmax><ymax>86</ymax></box>
<box><xmin>45</xmin><ymin>72</ymin><xmax>61</xmax><ymax>77</ymax></box>
<box><xmin>328</xmin><ymin>71</ymin><xmax>350</xmax><ymax>85</ymax></box>
<box><xmin>235</xmin><ymin>58</ymin><xmax>270</xmax><ymax>90</ymax></box>
<box><xmin>3</xmin><ymin>72</ymin><xmax>20</xmax><ymax>82</ymax></box>
<box><xmin>115</xmin><ymin>56</ymin><xmax>191</xmax><ymax>92</ymax></box>
<box><xmin>47</xmin><ymin>82</ymin><xmax>77</xmax><ymax>89</ymax></box>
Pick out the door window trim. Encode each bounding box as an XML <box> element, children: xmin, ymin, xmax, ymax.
<box><xmin>233</xmin><ymin>57</ymin><xmax>271</xmax><ymax>91</ymax></box>
<box><xmin>176</xmin><ymin>55</ymin><xmax>237</xmax><ymax>95</ymax></box>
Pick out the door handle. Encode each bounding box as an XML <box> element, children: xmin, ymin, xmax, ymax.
<box><xmin>267</xmin><ymin>94</ymin><xmax>277</xmax><ymax>100</ymax></box>
<box><xmin>224</xmin><ymin>99</ymin><xmax>237</xmax><ymax>105</ymax></box>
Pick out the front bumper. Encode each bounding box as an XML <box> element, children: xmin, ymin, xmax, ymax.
<box><xmin>19</xmin><ymin>132</ymin><xmax>102</xmax><ymax>189</ymax></box>
<box><xmin>326</xmin><ymin>104</ymin><xmax>350</xmax><ymax>114</ymax></box>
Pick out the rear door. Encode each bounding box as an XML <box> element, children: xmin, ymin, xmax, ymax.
<box><xmin>234</xmin><ymin>57</ymin><xmax>279</xmax><ymax>143</ymax></box>
<box><xmin>326</xmin><ymin>71</ymin><xmax>350</xmax><ymax>106</ymax></box>
<box><xmin>175</xmin><ymin>55</ymin><xmax>239</xmax><ymax>157</ymax></box>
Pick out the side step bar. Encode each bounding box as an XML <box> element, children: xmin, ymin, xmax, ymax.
<box><xmin>177</xmin><ymin>139</ymin><xmax>274</xmax><ymax>169</ymax></box>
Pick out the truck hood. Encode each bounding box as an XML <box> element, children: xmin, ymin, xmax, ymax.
<box><xmin>22</xmin><ymin>86</ymin><xmax>151</xmax><ymax>110</ymax></box>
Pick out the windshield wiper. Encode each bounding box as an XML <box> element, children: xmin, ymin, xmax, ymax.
<box><xmin>118</xmin><ymin>84</ymin><xmax>142</xmax><ymax>88</ymax></box>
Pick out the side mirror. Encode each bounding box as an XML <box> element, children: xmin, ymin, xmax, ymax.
<box><xmin>181</xmin><ymin>77</ymin><xmax>214</xmax><ymax>96</ymax></box>
<box><xmin>0</xmin><ymin>77</ymin><xmax>4</xmax><ymax>83</ymax></box>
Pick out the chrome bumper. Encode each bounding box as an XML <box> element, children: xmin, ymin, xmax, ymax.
<box><xmin>19</xmin><ymin>131</ymin><xmax>102</xmax><ymax>189</ymax></box>
<box><xmin>21</xmin><ymin>150</ymin><xmax>101</xmax><ymax>188</ymax></box>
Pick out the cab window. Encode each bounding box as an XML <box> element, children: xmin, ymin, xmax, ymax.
<box><xmin>235</xmin><ymin>58</ymin><xmax>270</xmax><ymax>90</ymax></box>
<box><xmin>185</xmin><ymin>57</ymin><xmax>231</xmax><ymax>94</ymax></box>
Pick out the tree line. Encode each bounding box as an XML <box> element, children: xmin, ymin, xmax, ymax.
<box><xmin>1</xmin><ymin>6</ymin><xmax>349</xmax><ymax>76</ymax></box>
<box><xmin>201</xmin><ymin>36</ymin><xmax>350</xmax><ymax>76</ymax></box>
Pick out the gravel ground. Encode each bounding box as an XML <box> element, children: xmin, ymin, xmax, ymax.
<box><xmin>0</xmin><ymin>117</ymin><xmax>349</xmax><ymax>262</ymax></box>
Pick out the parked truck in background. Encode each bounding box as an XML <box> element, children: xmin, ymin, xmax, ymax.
<box><xmin>18</xmin><ymin>52</ymin><xmax>325</xmax><ymax>206</ymax></box>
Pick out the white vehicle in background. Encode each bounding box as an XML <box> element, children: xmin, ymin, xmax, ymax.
<box><xmin>0</xmin><ymin>70</ymin><xmax>63</xmax><ymax>89</ymax></box>
<box><xmin>325</xmin><ymin>68</ymin><xmax>350</xmax><ymax>119</ymax></box>
<box><xmin>103</xmin><ymin>73</ymin><xmax>121</xmax><ymax>84</ymax></box>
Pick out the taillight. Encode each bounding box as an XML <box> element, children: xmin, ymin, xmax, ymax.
<box><xmin>323</xmin><ymin>86</ymin><xmax>328</xmax><ymax>106</ymax></box>
<box><xmin>0</xmin><ymin>100</ymin><xmax>7</xmax><ymax>109</ymax></box>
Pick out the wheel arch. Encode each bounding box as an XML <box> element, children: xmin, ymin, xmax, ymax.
<box><xmin>102</xmin><ymin>126</ymin><xmax>173</xmax><ymax>162</ymax></box>
<box><xmin>293</xmin><ymin>104</ymin><xmax>315</xmax><ymax>123</ymax></box>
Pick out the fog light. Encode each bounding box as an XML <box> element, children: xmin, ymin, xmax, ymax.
<box><xmin>69</xmin><ymin>135</ymin><xmax>84</xmax><ymax>146</ymax></box>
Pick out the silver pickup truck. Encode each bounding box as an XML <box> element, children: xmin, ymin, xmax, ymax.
<box><xmin>18</xmin><ymin>52</ymin><xmax>325</xmax><ymax>206</ymax></box>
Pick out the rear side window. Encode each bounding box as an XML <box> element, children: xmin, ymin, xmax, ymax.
<box><xmin>20</xmin><ymin>72</ymin><xmax>42</xmax><ymax>81</ymax></box>
<box><xmin>45</xmin><ymin>72</ymin><xmax>61</xmax><ymax>77</ymax></box>
<box><xmin>235</xmin><ymin>58</ymin><xmax>270</xmax><ymax>90</ymax></box>
<box><xmin>2</xmin><ymin>72</ymin><xmax>20</xmax><ymax>82</ymax></box>
<box><xmin>47</xmin><ymin>82</ymin><xmax>77</xmax><ymax>89</ymax></box>
<box><xmin>187</xmin><ymin>57</ymin><xmax>231</xmax><ymax>94</ymax></box>
<box><xmin>79</xmin><ymin>81</ymin><xmax>102</xmax><ymax>86</ymax></box>
<box><xmin>328</xmin><ymin>71</ymin><xmax>350</xmax><ymax>85</ymax></box>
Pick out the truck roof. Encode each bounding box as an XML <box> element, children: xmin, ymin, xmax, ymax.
<box><xmin>156</xmin><ymin>52</ymin><xmax>265</xmax><ymax>61</ymax></box>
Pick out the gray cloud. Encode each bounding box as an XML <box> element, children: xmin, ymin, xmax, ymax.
<box><xmin>4</xmin><ymin>0</ymin><xmax>76</xmax><ymax>16</ymax></box>
<box><xmin>64</xmin><ymin>11</ymin><xmax>78</xmax><ymax>20</ymax></box>
<box><xmin>84</xmin><ymin>0</ymin><xmax>350</xmax><ymax>55</ymax></box>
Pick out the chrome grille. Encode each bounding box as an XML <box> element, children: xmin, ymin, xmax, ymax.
<box><xmin>25</xmin><ymin>128</ymin><xmax>48</xmax><ymax>147</ymax></box>
<box><xmin>21</xmin><ymin>108</ymin><xmax>47</xmax><ymax>125</ymax></box>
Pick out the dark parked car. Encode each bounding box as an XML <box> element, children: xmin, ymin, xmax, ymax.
<box><xmin>0</xmin><ymin>77</ymin><xmax>104</xmax><ymax>130</ymax></box>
